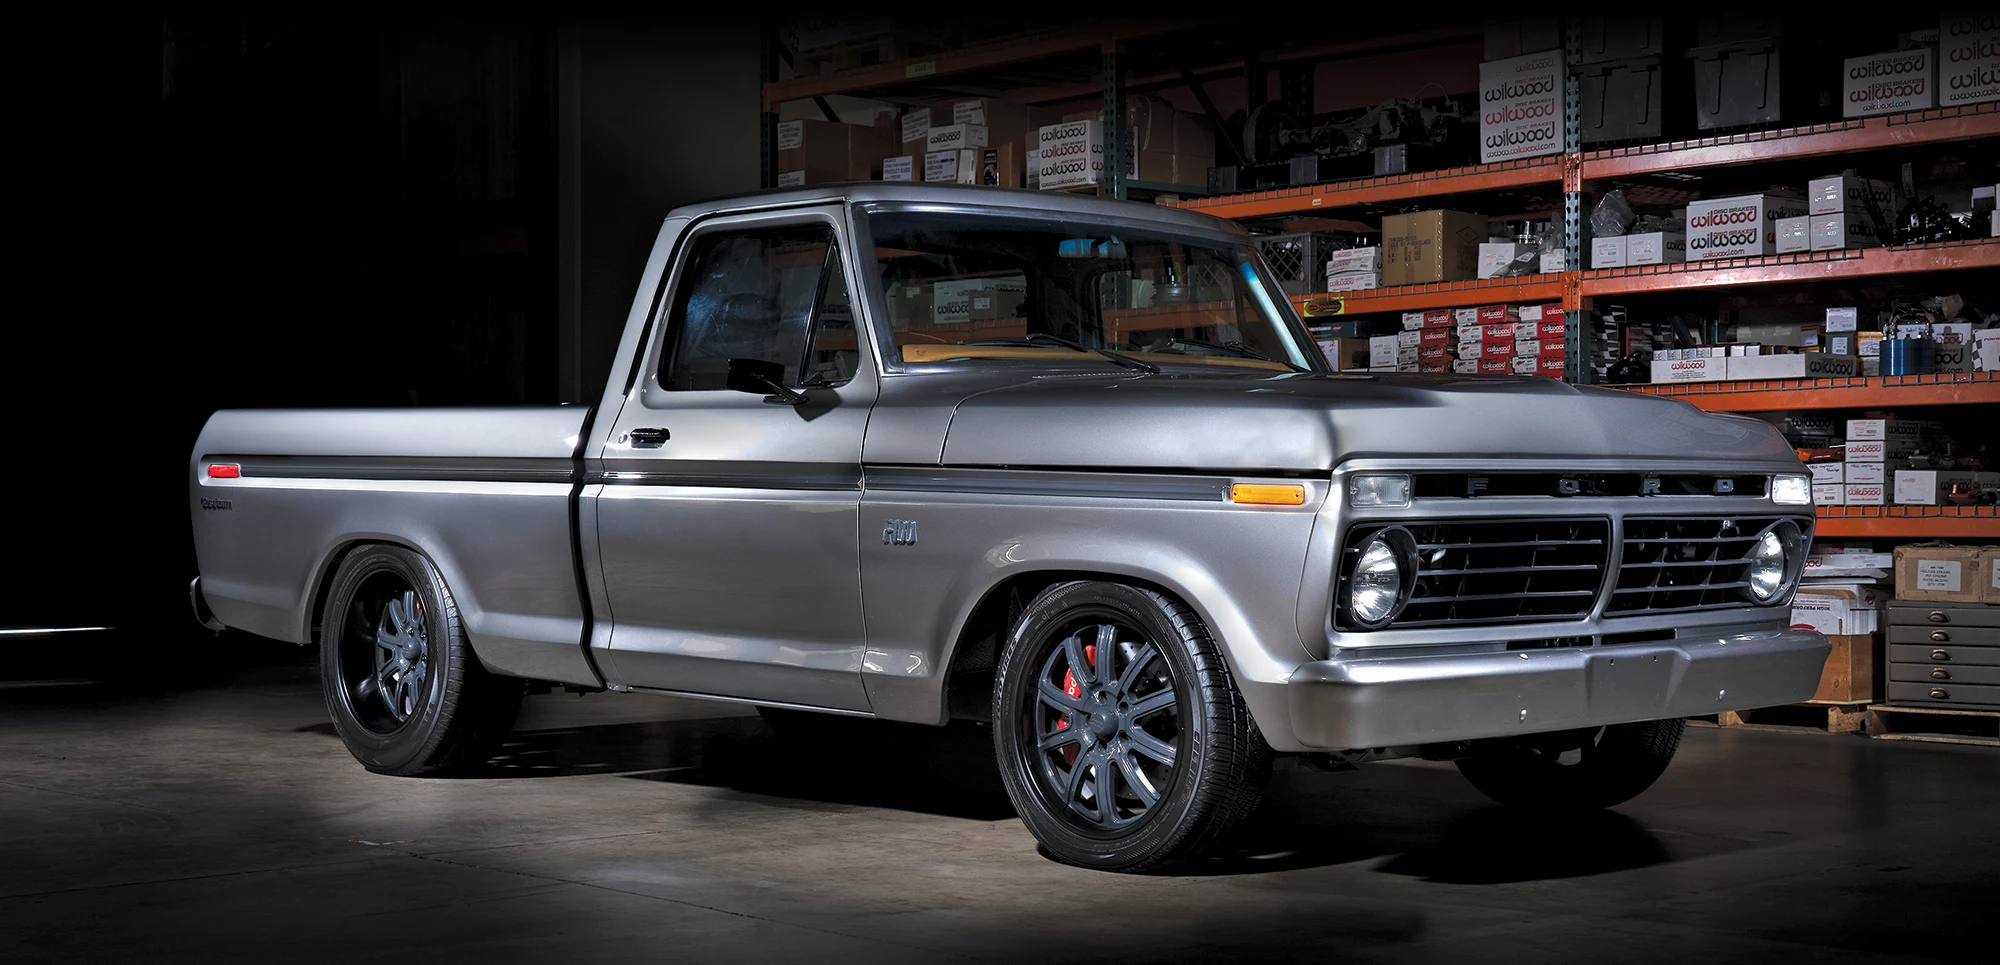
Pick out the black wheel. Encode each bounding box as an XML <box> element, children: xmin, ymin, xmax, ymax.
<box><xmin>319</xmin><ymin>544</ymin><xmax>522</xmax><ymax>775</ymax></box>
<box><xmin>993</xmin><ymin>581</ymin><xmax>1269</xmax><ymax>872</ymax></box>
<box><xmin>1455</xmin><ymin>719</ymin><xmax>1685</xmax><ymax>811</ymax></box>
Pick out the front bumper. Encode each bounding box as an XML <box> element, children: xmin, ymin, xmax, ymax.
<box><xmin>1285</xmin><ymin>627</ymin><xmax>1829</xmax><ymax>750</ymax></box>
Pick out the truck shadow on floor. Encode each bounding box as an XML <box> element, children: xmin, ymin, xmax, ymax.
<box><xmin>450</xmin><ymin>714</ymin><xmax>1704</xmax><ymax>882</ymax></box>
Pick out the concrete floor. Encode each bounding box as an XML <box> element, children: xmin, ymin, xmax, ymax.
<box><xmin>3</xmin><ymin>657</ymin><xmax>1996</xmax><ymax>965</ymax></box>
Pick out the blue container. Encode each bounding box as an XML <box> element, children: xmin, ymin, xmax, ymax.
<box><xmin>1884</xmin><ymin>339</ymin><xmax>1908</xmax><ymax>375</ymax></box>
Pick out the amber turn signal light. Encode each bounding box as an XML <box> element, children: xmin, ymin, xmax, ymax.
<box><xmin>1229</xmin><ymin>484</ymin><xmax>1304</xmax><ymax>506</ymax></box>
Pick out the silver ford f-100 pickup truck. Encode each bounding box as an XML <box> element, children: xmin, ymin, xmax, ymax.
<box><xmin>191</xmin><ymin>183</ymin><xmax>1827</xmax><ymax>871</ymax></box>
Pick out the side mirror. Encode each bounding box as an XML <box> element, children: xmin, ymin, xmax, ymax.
<box><xmin>725</xmin><ymin>357</ymin><xmax>806</xmax><ymax>406</ymax></box>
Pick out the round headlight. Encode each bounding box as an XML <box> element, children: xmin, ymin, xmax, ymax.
<box><xmin>1346</xmin><ymin>528</ymin><xmax>1414</xmax><ymax>629</ymax></box>
<box><xmin>1744</xmin><ymin>521</ymin><xmax>1801</xmax><ymax>604</ymax></box>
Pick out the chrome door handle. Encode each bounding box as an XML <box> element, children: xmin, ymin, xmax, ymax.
<box><xmin>629</xmin><ymin>427</ymin><xmax>671</xmax><ymax>447</ymax></box>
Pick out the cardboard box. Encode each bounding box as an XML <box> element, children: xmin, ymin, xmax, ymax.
<box><xmin>1940</xmin><ymin>15</ymin><xmax>2000</xmax><ymax>107</ymax></box>
<box><xmin>967</xmin><ymin>287</ymin><xmax>1027</xmax><ymax>323</ymax></box>
<box><xmin>1843</xmin><ymin>48</ymin><xmax>1936</xmax><ymax>118</ymax></box>
<box><xmin>1454</xmin><ymin>323</ymin><xmax>1483</xmax><ymax>344</ymax></box>
<box><xmin>1318</xmin><ymin>337</ymin><xmax>1372</xmax><ymax>370</ymax></box>
<box><xmin>925</xmin><ymin>124</ymin><xmax>988</xmax><ymax>153</ymax></box>
<box><xmin>1687</xmin><ymin>193</ymin><xmax>1809</xmax><ymax>260</ymax></box>
<box><xmin>900</xmin><ymin>110</ymin><xmax>931</xmax><ymax>144</ymax></box>
<box><xmin>1846</xmin><ymin>438</ymin><xmax>1920</xmax><ymax>462</ymax></box>
<box><xmin>1480</xmin><ymin>358</ymin><xmax>1512</xmax><ymax>374</ymax></box>
<box><xmin>1844</xmin><ymin>483</ymin><xmax>1886</xmax><ymax>506</ymax></box>
<box><xmin>1535</xmin><ymin>356</ymin><xmax>1564</xmax><ymax>378</ymax></box>
<box><xmin>1894</xmin><ymin>470</ymin><xmax>1995</xmax><ymax>505</ymax></box>
<box><xmin>1424</xmin><ymin>309</ymin><xmax>1453</xmax><ymax>329</ymax></box>
<box><xmin>1934</xmin><ymin>322</ymin><xmax>1975</xmax><ymax>372</ymax></box>
<box><xmin>979</xmin><ymin>145</ymin><xmax>1022</xmax><ymax>188</ymax></box>
<box><xmin>1791</xmin><ymin>582</ymin><xmax>1882</xmax><ymax>635</ymax></box>
<box><xmin>1825</xmin><ymin>307</ymin><xmax>1859</xmax><ymax>332</ymax></box>
<box><xmin>1844</xmin><ymin>462</ymin><xmax>1885</xmax><ymax>485</ymax></box>
<box><xmin>1894</xmin><ymin>544</ymin><xmax>1985</xmax><ymax>603</ymax></box>
<box><xmin>880</xmin><ymin>155</ymin><xmax>914</xmax><ymax>181</ymax></box>
<box><xmin>1809</xmin><ymin>175</ymin><xmax>1895</xmax><ymax>216</ymax></box>
<box><xmin>1451</xmin><ymin>359</ymin><xmax>1481</xmax><ymax>374</ymax></box>
<box><xmin>1419</xmin><ymin>328</ymin><xmax>1450</xmax><ymax>349</ymax></box>
<box><xmin>1539</xmin><ymin>249</ymin><xmax>1566</xmax><ymax>273</ymax></box>
<box><xmin>1509</xmin><ymin>355</ymin><xmax>1540</xmax><ymax>374</ymax></box>
<box><xmin>937</xmin><ymin>99</ymin><xmax>1052</xmax><ymax>147</ymax></box>
<box><xmin>1456</xmin><ymin>341</ymin><xmax>1485</xmax><ymax>361</ymax></box>
<box><xmin>1590</xmin><ymin>236</ymin><xmax>1627</xmax><ymax>268</ymax></box>
<box><xmin>1625</xmin><ymin>232</ymin><xmax>1687</xmax><ymax>265</ymax></box>
<box><xmin>1380</xmin><ymin>211</ymin><xmax>1486</xmax><ymax>286</ymax></box>
<box><xmin>1481</xmin><ymin>342</ymin><xmax>1513</xmax><ymax>362</ymax></box>
<box><xmin>1034</xmin><ymin>120</ymin><xmax>1131</xmax><ymax>190</ymax></box>
<box><xmin>1984</xmin><ymin>548</ymin><xmax>2000</xmax><ymax>604</ymax></box>
<box><xmin>776</xmin><ymin>119</ymin><xmax>862</xmax><ymax>183</ymax></box>
<box><xmin>1814</xmin><ymin>633</ymin><xmax>1879</xmax><ymax>702</ymax></box>
<box><xmin>1809</xmin><ymin>463</ymin><xmax>1846</xmax><ymax>484</ymax></box>
<box><xmin>1811</xmin><ymin>212</ymin><xmax>1881</xmax><ymax>251</ymax></box>
<box><xmin>1478</xmin><ymin>50</ymin><xmax>1565</xmax><ymax>163</ymax></box>
<box><xmin>1775</xmin><ymin>216</ymin><xmax>1812</xmax><ymax>254</ymax></box>
<box><xmin>1481</xmin><ymin>322</ymin><xmax>1517</xmax><ymax>343</ymax></box>
<box><xmin>1977</xmin><ymin>328</ymin><xmax>2000</xmax><ymax>372</ymax></box>
<box><xmin>1400</xmin><ymin>311</ymin><xmax>1427</xmax><ymax>331</ymax></box>
<box><xmin>1369</xmin><ymin>335</ymin><xmax>1401</xmax><ymax>368</ymax></box>
<box><xmin>1478</xmin><ymin>305</ymin><xmax>1519</xmax><ymax>323</ymax></box>
<box><xmin>1325</xmin><ymin>271</ymin><xmax>1381</xmax><ymax>293</ymax></box>
<box><xmin>1418</xmin><ymin>344</ymin><xmax>1450</xmax><ymax>366</ymax></box>
<box><xmin>1452</xmin><ymin>307</ymin><xmax>1480</xmax><ymax>325</ymax></box>
<box><xmin>1725</xmin><ymin>353</ymin><xmax>1859</xmax><ymax>380</ymax></box>
<box><xmin>1327</xmin><ymin>248</ymin><xmax>1383</xmax><ymax>274</ymax></box>
<box><xmin>1847</xmin><ymin>418</ymin><xmax>1933</xmax><ymax>441</ymax></box>
<box><xmin>1478</xmin><ymin>242</ymin><xmax>1537</xmax><ymax>279</ymax></box>
<box><xmin>1651</xmin><ymin>356</ymin><xmax>1728</xmax><ymax>382</ymax></box>
<box><xmin>1812</xmin><ymin>483</ymin><xmax>1846</xmax><ymax>505</ymax></box>
<box><xmin>923</xmin><ymin>149</ymin><xmax>978</xmax><ymax>184</ymax></box>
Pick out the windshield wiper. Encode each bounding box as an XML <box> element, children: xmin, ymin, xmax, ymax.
<box><xmin>1167</xmin><ymin>337</ymin><xmax>1308</xmax><ymax>372</ymax></box>
<box><xmin>960</xmin><ymin>333</ymin><xmax>1158</xmax><ymax>374</ymax></box>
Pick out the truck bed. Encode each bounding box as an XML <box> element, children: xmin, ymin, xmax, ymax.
<box><xmin>189</xmin><ymin>406</ymin><xmax>599</xmax><ymax>686</ymax></box>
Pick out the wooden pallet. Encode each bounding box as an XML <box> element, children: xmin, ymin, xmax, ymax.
<box><xmin>1864</xmin><ymin>704</ymin><xmax>2000</xmax><ymax>747</ymax></box>
<box><xmin>1687</xmin><ymin>700</ymin><xmax>1870</xmax><ymax>735</ymax></box>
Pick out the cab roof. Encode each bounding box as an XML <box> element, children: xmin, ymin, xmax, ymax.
<box><xmin>664</xmin><ymin>182</ymin><xmax>1249</xmax><ymax>241</ymax></box>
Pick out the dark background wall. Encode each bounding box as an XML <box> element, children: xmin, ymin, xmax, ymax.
<box><xmin>0</xmin><ymin>15</ymin><xmax>757</xmax><ymax>666</ymax></box>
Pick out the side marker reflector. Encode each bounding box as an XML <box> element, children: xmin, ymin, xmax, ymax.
<box><xmin>207</xmin><ymin>464</ymin><xmax>240</xmax><ymax>479</ymax></box>
<box><xmin>1230</xmin><ymin>484</ymin><xmax>1304</xmax><ymax>506</ymax></box>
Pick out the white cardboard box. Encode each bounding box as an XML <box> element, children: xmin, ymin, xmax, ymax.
<box><xmin>1844</xmin><ymin>483</ymin><xmax>1887</xmax><ymax>506</ymax></box>
<box><xmin>1686</xmin><ymin>193</ymin><xmax>1808</xmax><ymax>260</ymax></box>
<box><xmin>1477</xmin><ymin>242</ymin><xmax>1536</xmax><ymax>279</ymax></box>
<box><xmin>775</xmin><ymin>170</ymin><xmax>807</xmax><ymax>187</ymax></box>
<box><xmin>1775</xmin><ymin>216</ymin><xmax>1812</xmax><ymax>254</ymax></box>
<box><xmin>1976</xmin><ymin>328</ymin><xmax>2000</xmax><ymax>371</ymax></box>
<box><xmin>923</xmin><ymin>149</ymin><xmax>978</xmax><ymax>184</ymax></box>
<box><xmin>900</xmin><ymin>111</ymin><xmax>931</xmax><ymax>144</ymax></box>
<box><xmin>1847</xmin><ymin>418</ymin><xmax>1929</xmax><ymax>441</ymax></box>
<box><xmin>1651</xmin><ymin>356</ymin><xmax>1727</xmax><ymax>382</ymax></box>
<box><xmin>1844</xmin><ymin>462</ymin><xmax>1886</xmax><ymax>484</ymax></box>
<box><xmin>1825</xmin><ymin>307</ymin><xmax>1859</xmax><ymax>332</ymax></box>
<box><xmin>1809</xmin><ymin>175</ymin><xmax>1895</xmax><ymax>216</ymax></box>
<box><xmin>1843</xmin><ymin>48</ymin><xmax>1936</xmax><ymax>117</ymax></box>
<box><xmin>1325</xmin><ymin>271</ymin><xmax>1381</xmax><ymax>293</ymax></box>
<box><xmin>1326</xmin><ymin>247</ymin><xmax>1382</xmax><ymax>274</ymax></box>
<box><xmin>1451</xmin><ymin>359</ymin><xmax>1481</xmax><ymax>374</ymax></box>
<box><xmin>1895</xmin><ymin>470</ymin><xmax>1943</xmax><ymax>505</ymax></box>
<box><xmin>1034</xmin><ymin>120</ymin><xmax>1130</xmax><ymax>190</ymax></box>
<box><xmin>1590</xmin><ymin>236</ymin><xmax>1627</xmax><ymax>268</ymax></box>
<box><xmin>1846</xmin><ymin>439</ymin><xmax>1920</xmax><ymax>462</ymax></box>
<box><xmin>1726</xmin><ymin>353</ymin><xmax>1859</xmax><ymax>380</ymax></box>
<box><xmin>924</xmin><ymin>124</ymin><xmax>988</xmax><ymax>152</ymax></box>
<box><xmin>1539</xmin><ymin>249</ymin><xmax>1566</xmax><ymax>273</ymax></box>
<box><xmin>1809</xmin><ymin>463</ymin><xmax>1846</xmax><ymax>484</ymax></box>
<box><xmin>1941</xmin><ymin>15</ymin><xmax>2000</xmax><ymax>106</ymax></box>
<box><xmin>1811</xmin><ymin>212</ymin><xmax>1881</xmax><ymax>251</ymax></box>
<box><xmin>1477</xmin><ymin>50</ymin><xmax>1565</xmax><ymax>163</ymax></box>
<box><xmin>880</xmin><ymin>156</ymin><xmax>914</xmax><ymax>181</ymax></box>
<box><xmin>1791</xmin><ymin>582</ymin><xmax>1882</xmax><ymax>635</ymax></box>
<box><xmin>1509</xmin><ymin>356</ymin><xmax>1540</xmax><ymax>374</ymax></box>
<box><xmin>1625</xmin><ymin>232</ymin><xmax>1686</xmax><ymax>265</ymax></box>
<box><xmin>1369</xmin><ymin>335</ymin><xmax>1401</xmax><ymax>368</ymax></box>
<box><xmin>1812</xmin><ymin>483</ymin><xmax>1846</xmax><ymax>506</ymax></box>
<box><xmin>1401</xmin><ymin>311</ymin><xmax>1427</xmax><ymax>331</ymax></box>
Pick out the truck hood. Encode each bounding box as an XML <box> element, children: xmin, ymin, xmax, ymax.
<box><xmin>937</xmin><ymin>371</ymin><xmax>1797</xmax><ymax>472</ymax></box>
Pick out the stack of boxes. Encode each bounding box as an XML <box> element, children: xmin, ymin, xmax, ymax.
<box><xmin>776</xmin><ymin>119</ymin><xmax>898</xmax><ymax>186</ymax></box>
<box><xmin>1353</xmin><ymin>304</ymin><xmax>1566</xmax><ymax>377</ymax></box>
<box><xmin>1807</xmin><ymin>419</ymin><xmax>1998</xmax><ymax>508</ymax></box>
<box><xmin>1324</xmin><ymin>247</ymin><xmax>1382</xmax><ymax>293</ymax></box>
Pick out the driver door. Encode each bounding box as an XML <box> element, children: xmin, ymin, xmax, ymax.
<box><xmin>594</xmin><ymin>205</ymin><xmax>877</xmax><ymax>711</ymax></box>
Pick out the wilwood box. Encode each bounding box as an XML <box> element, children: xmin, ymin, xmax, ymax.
<box><xmin>1939</xmin><ymin>14</ymin><xmax>2000</xmax><ymax>107</ymax></box>
<box><xmin>1651</xmin><ymin>356</ymin><xmax>1727</xmax><ymax>382</ymax></box>
<box><xmin>1809</xmin><ymin>175</ymin><xmax>1895</xmax><ymax>216</ymax></box>
<box><xmin>1625</xmin><ymin>231</ymin><xmax>1686</xmax><ymax>265</ymax></box>
<box><xmin>1776</xmin><ymin>216</ymin><xmax>1811</xmax><ymax>254</ymax></box>
<box><xmin>1590</xmin><ymin>236</ymin><xmax>1627</xmax><ymax>268</ymax></box>
<box><xmin>1809</xmin><ymin>463</ymin><xmax>1845</xmax><ymax>484</ymax></box>
<box><xmin>1478</xmin><ymin>49</ymin><xmax>1565</xmax><ymax>163</ymax></box>
<box><xmin>1686</xmin><ymin>193</ymin><xmax>1808</xmax><ymax>260</ymax></box>
<box><xmin>1843</xmin><ymin>48</ymin><xmax>1935</xmax><ymax>117</ymax></box>
<box><xmin>1811</xmin><ymin>212</ymin><xmax>1881</xmax><ymax>251</ymax></box>
<box><xmin>1894</xmin><ymin>544</ymin><xmax>1985</xmax><ymax>603</ymax></box>
<box><xmin>1812</xmin><ymin>483</ymin><xmax>1845</xmax><ymax>505</ymax></box>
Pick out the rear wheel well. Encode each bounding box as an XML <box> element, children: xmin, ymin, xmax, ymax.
<box><xmin>306</xmin><ymin>540</ymin><xmax>413</xmax><ymax>644</ymax></box>
<box><xmin>942</xmin><ymin>570</ymin><xmax>1189</xmax><ymax>722</ymax></box>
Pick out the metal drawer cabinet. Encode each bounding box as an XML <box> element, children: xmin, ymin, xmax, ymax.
<box><xmin>1888</xmin><ymin>625</ymin><xmax>2000</xmax><ymax>647</ymax></box>
<box><xmin>1886</xmin><ymin>680</ymin><xmax>2000</xmax><ymax>708</ymax></box>
<box><xmin>1888</xmin><ymin>644</ymin><xmax>2000</xmax><ymax>666</ymax></box>
<box><xmin>1888</xmin><ymin>602</ymin><xmax>2000</xmax><ymax>628</ymax></box>
<box><xmin>1890</xmin><ymin>663</ymin><xmax>2000</xmax><ymax>686</ymax></box>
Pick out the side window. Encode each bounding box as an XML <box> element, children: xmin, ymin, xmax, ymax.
<box><xmin>660</xmin><ymin>224</ymin><xmax>854</xmax><ymax>391</ymax></box>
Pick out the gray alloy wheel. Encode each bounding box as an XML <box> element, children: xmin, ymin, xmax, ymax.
<box><xmin>1455</xmin><ymin>718</ymin><xmax>1686</xmax><ymax>811</ymax></box>
<box><xmin>994</xmin><ymin>581</ymin><xmax>1270</xmax><ymax>872</ymax></box>
<box><xmin>319</xmin><ymin>544</ymin><xmax>522</xmax><ymax>776</ymax></box>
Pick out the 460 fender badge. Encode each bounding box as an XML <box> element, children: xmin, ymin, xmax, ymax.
<box><xmin>883</xmin><ymin>519</ymin><xmax>917</xmax><ymax>546</ymax></box>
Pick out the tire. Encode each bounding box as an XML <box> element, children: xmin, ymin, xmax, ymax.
<box><xmin>318</xmin><ymin>544</ymin><xmax>523</xmax><ymax>775</ymax></box>
<box><xmin>992</xmin><ymin>581</ymin><xmax>1270</xmax><ymax>872</ymax></box>
<box><xmin>1455</xmin><ymin>718</ymin><xmax>1685</xmax><ymax>811</ymax></box>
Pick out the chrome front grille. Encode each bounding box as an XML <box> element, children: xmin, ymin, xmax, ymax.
<box><xmin>1608</xmin><ymin>515</ymin><xmax>1801</xmax><ymax>615</ymax></box>
<box><xmin>1339</xmin><ymin>518</ymin><xmax>1610</xmax><ymax>629</ymax></box>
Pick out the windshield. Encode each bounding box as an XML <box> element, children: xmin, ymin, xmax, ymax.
<box><xmin>858</xmin><ymin>208</ymin><xmax>1323</xmax><ymax>373</ymax></box>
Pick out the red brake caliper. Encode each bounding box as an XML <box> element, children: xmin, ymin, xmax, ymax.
<box><xmin>1056</xmin><ymin>645</ymin><xmax>1094</xmax><ymax>767</ymax></box>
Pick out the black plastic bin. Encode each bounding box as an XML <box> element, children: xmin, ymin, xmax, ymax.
<box><xmin>1577</xmin><ymin>55</ymin><xmax>1688</xmax><ymax>145</ymax></box>
<box><xmin>1689</xmin><ymin>40</ymin><xmax>1782</xmax><ymax>132</ymax></box>
<box><xmin>1574</xmin><ymin>17</ymin><xmax>1669</xmax><ymax>64</ymax></box>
